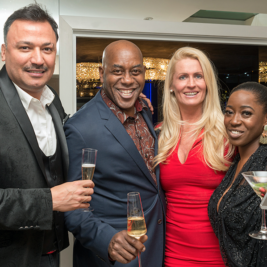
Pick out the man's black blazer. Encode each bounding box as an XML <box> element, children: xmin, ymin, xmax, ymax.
<box><xmin>0</xmin><ymin>65</ymin><xmax>69</xmax><ymax>267</ymax></box>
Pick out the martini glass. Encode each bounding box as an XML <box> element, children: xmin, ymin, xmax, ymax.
<box><xmin>242</xmin><ymin>171</ymin><xmax>267</xmax><ymax>240</ymax></box>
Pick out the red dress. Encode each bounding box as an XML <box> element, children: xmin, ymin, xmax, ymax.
<box><xmin>160</xmin><ymin>134</ymin><xmax>225</xmax><ymax>266</ymax></box>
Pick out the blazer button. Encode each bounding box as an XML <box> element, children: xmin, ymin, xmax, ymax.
<box><xmin>158</xmin><ymin>219</ymin><xmax>162</xmax><ymax>225</ymax></box>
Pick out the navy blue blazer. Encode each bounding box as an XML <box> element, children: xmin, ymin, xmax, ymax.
<box><xmin>64</xmin><ymin>90</ymin><xmax>166</xmax><ymax>267</ymax></box>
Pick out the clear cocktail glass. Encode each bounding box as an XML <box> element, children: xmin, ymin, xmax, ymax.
<box><xmin>242</xmin><ymin>171</ymin><xmax>267</xmax><ymax>240</ymax></box>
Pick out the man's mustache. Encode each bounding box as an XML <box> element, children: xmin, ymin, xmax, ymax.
<box><xmin>23</xmin><ymin>65</ymin><xmax>48</xmax><ymax>71</ymax></box>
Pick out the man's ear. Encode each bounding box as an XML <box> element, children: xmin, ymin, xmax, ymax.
<box><xmin>1</xmin><ymin>44</ymin><xmax>6</xmax><ymax>61</ymax></box>
<box><xmin>99</xmin><ymin>66</ymin><xmax>104</xmax><ymax>84</ymax></box>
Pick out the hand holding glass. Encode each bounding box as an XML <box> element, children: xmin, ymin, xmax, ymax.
<box><xmin>82</xmin><ymin>148</ymin><xmax>97</xmax><ymax>212</ymax></box>
<box><xmin>127</xmin><ymin>192</ymin><xmax>147</xmax><ymax>267</ymax></box>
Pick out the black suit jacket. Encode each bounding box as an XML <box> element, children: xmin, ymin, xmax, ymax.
<box><xmin>0</xmin><ymin>65</ymin><xmax>69</xmax><ymax>267</ymax></box>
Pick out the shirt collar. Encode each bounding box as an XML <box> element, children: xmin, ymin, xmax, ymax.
<box><xmin>101</xmin><ymin>89</ymin><xmax>147</xmax><ymax>124</ymax></box>
<box><xmin>40</xmin><ymin>86</ymin><xmax>55</xmax><ymax>107</ymax></box>
<box><xmin>13</xmin><ymin>83</ymin><xmax>55</xmax><ymax>111</ymax></box>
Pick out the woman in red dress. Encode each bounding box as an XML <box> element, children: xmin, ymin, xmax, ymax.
<box><xmin>154</xmin><ymin>47</ymin><xmax>234</xmax><ymax>266</ymax></box>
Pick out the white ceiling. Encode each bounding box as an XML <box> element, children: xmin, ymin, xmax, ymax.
<box><xmin>59</xmin><ymin>0</ymin><xmax>267</xmax><ymax>21</ymax></box>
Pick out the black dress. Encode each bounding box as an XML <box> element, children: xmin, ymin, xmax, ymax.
<box><xmin>208</xmin><ymin>145</ymin><xmax>267</xmax><ymax>267</ymax></box>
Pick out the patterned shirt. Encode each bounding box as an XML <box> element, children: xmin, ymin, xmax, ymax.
<box><xmin>101</xmin><ymin>90</ymin><xmax>156</xmax><ymax>184</ymax></box>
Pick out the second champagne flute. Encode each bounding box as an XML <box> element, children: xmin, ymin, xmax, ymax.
<box><xmin>127</xmin><ymin>192</ymin><xmax>147</xmax><ymax>267</ymax></box>
<box><xmin>82</xmin><ymin>148</ymin><xmax>97</xmax><ymax>212</ymax></box>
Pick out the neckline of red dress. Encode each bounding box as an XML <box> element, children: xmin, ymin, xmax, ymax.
<box><xmin>175</xmin><ymin>129</ymin><xmax>204</xmax><ymax>165</ymax></box>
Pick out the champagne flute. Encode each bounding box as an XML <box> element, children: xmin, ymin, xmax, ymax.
<box><xmin>82</xmin><ymin>148</ymin><xmax>97</xmax><ymax>212</ymax></box>
<box><xmin>242</xmin><ymin>171</ymin><xmax>267</xmax><ymax>239</ymax></box>
<box><xmin>127</xmin><ymin>192</ymin><xmax>147</xmax><ymax>267</ymax></box>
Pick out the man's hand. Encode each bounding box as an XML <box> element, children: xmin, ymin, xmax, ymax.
<box><xmin>51</xmin><ymin>180</ymin><xmax>94</xmax><ymax>212</ymax></box>
<box><xmin>139</xmin><ymin>93</ymin><xmax>154</xmax><ymax>114</ymax></box>
<box><xmin>108</xmin><ymin>230</ymin><xmax>148</xmax><ymax>264</ymax></box>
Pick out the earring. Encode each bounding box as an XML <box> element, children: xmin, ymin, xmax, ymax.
<box><xmin>260</xmin><ymin>125</ymin><xmax>267</xmax><ymax>144</ymax></box>
<box><xmin>170</xmin><ymin>90</ymin><xmax>173</xmax><ymax>93</ymax></box>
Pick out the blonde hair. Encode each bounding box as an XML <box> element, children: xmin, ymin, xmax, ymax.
<box><xmin>154</xmin><ymin>47</ymin><xmax>234</xmax><ymax>171</ymax></box>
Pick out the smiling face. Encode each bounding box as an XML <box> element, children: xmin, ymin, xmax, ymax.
<box><xmin>99</xmin><ymin>41</ymin><xmax>146</xmax><ymax>116</ymax></box>
<box><xmin>224</xmin><ymin>90</ymin><xmax>267</xmax><ymax>151</ymax></box>
<box><xmin>171</xmin><ymin>58</ymin><xmax>207</xmax><ymax>112</ymax></box>
<box><xmin>1</xmin><ymin>20</ymin><xmax>57</xmax><ymax>99</ymax></box>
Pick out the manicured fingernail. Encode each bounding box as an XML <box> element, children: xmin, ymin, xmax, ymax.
<box><xmin>142</xmin><ymin>247</ymin><xmax>146</xmax><ymax>252</ymax></box>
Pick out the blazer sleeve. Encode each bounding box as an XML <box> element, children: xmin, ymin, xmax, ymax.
<box><xmin>0</xmin><ymin>188</ymin><xmax>53</xmax><ymax>231</ymax></box>
<box><xmin>64</xmin><ymin>122</ymin><xmax>118</xmax><ymax>265</ymax></box>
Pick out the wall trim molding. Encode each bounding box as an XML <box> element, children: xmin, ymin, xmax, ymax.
<box><xmin>74</xmin><ymin>29</ymin><xmax>267</xmax><ymax>44</ymax></box>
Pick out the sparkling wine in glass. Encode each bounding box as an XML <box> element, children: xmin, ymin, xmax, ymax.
<box><xmin>127</xmin><ymin>192</ymin><xmax>147</xmax><ymax>267</ymax></box>
<box><xmin>82</xmin><ymin>148</ymin><xmax>97</xmax><ymax>212</ymax></box>
<box><xmin>242</xmin><ymin>171</ymin><xmax>267</xmax><ymax>240</ymax></box>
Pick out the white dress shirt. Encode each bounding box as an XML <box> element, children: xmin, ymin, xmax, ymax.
<box><xmin>14</xmin><ymin>83</ymin><xmax>57</xmax><ymax>156</ymax></box>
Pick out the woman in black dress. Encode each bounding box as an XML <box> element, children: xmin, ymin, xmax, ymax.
<box><xmin>208</xmin><ymin>82</ymin><xmax>267</xmax><ymax>267</ymax></box>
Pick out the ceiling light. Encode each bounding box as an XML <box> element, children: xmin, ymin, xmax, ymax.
<box><xmin>144</xmin><ymin>17</ymin><xmax>153</xmax><ymax>20</ymax></box>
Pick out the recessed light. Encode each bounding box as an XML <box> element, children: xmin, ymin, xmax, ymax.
<box><xmin>144</xmin><ymin>17</ymin><xmax>153</xmax><ymax>20</ymax></box>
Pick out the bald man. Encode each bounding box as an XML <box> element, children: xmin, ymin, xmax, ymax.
<box><xmin>64</xmin><ymin>40</ymin><xmax>166</xmax><ymax>267</ymax></box>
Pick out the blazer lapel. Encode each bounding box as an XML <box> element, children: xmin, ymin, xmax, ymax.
<box><xmin>141</xmin><ymin>109</ymin><xmax>160</xmax><ymax>187</ymax></box>
<box><xmin>96</xmin><ymin>92</ymin><xmax>157</xmax><ymax>189</ymax></box>
<box><xmin>47</xmin><ymin>103</ymin><xmax>69</xmax><ymax>180</ymax></box>
<box><xmin>0</xmin><ymin>66</ymin><xmax>47</xmax><ymax>181</ymax></box>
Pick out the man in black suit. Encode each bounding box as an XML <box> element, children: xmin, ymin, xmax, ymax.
<box><xmin>0</xmin><ymin>4</ymin><xmax>94</xmax><ymax>267</ymax></box>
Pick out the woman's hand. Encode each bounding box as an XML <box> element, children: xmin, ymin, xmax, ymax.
<box><xmin>139</xmin><ymin>93</ymin><xmax>154</xmax><ymax>114</ymax></box>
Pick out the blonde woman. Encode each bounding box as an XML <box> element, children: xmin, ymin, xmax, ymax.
<box><xmin>154</xmin><ymin>47</ymin><xmax>234</xmax><ymax>266</ymax></box>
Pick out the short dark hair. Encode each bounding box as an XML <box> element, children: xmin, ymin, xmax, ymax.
<box><xmin>4</xmin><ymin>3</ymin><xmax>58</xmax><ymax>45</ymax></box>
<box><xmin>230</xmin><ymin>82</ymin><xmax>267</xmax><ymax>113</ymax></box>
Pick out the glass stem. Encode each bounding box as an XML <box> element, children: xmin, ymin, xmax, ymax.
<box><xmin>261</xmin><ymin>209</ymin><xmax>267</xmax><ymax>232</ymax></box>
<box><xmin>138</xmin><ymin>251</ymin><xmax>142</xmax><ymax>267</ymax></box>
